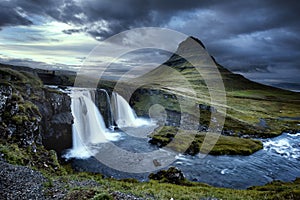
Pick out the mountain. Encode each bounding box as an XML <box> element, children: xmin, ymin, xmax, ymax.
<box><xmin>130</xmin><ymin>36</ymin><xmax>300</xmax><ymax>138</ymax></box>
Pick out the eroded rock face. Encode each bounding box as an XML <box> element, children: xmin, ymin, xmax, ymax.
<box><xmin>0</xmin><ymin>68</ymin><xmax>73</xmax><ymax>155</ymax></box>
<box><xmin>35</xmin><ymin>89</ymin><xmax>73</xmax><ymax>155</ymax></box>
<box><xmin>0</xmin><ymin>84</ymin><xmax>42</xmax><ymax>147</ymax></box>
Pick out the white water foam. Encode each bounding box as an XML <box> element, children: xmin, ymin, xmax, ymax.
<box><xmin>263</xmin><ymin>133</ymin><xmax>300</xmax><ymax>159</ymax></box>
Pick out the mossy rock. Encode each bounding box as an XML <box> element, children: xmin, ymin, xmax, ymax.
<box><xmin>149</xmin><ymin>126</ymin><xmax>263</xmax><ymax>156</ymax></box>
<box><xmin>149</xmin><ymin>126</ymin><xmax>178</xmax><ymax>147</ymax></box>
<box><xmin>0</xmin><ymin>142</ymin><xmax>66</xmax><ymax>175</ymax></box>
<box><xmin>149</xmin><ymin>167</ymin><xmax>186</xmax><ymax>185</ymax></box>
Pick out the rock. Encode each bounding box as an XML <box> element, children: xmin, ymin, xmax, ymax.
<box><xmin>37</xmin><ymin>88</ymin><xmax>73</xmax><ymax>155</ymax></box>
<box><xmin>0</xmin><ymin>85</ymin><xmax>42</xmax><ymax>146</ymax></box>
<box><xmin>185</xmin><ymin>140</ymin><xmax>200</xmax><ymax>155</ymax></box>
<box><xmin>0</xmin><ymin>85</ymin><xmax>12</xmax><ymax>112</ymax></box>
<box><xmin>112</xmin><ymin>191</ymin><xmax>145</xmax><ymax>200</ymax></box>
<box><xmin>149</xmin><ymin>166</ymin><xmax>185</xmax><ymax>185</ymax></box>
<box><xmin>0</xmin><ymin>68</ymin><xmax>73</xmax><ymax>154</ymax></box>
<box><xmin>198</xmin><ymin>104</ymin><xmax>217</xmax><ymax>113</ymax></box>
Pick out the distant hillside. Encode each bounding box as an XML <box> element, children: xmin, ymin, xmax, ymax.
<box><xmin>0</xmin><ymin>63</ymin><xmax>76</xmax><ymax>86</ymax></box>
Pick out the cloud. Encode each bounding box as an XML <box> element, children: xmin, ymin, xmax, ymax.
<box><xmin>0</xmin><ymin>3</ymin><xmax>32</xmax><ymax>27</ymax></box>
<box><xmin>0</xmin><ymin>0</ymin><xmax>299</xmax><ymax>90</ymax></box>
<box><xmin>165</xmin><ymin>1</ymin><xmax>300</xmax><ymax>77</ymax></box>
<box><xmin>1</xmin><ymin>0</ymin><xmax>215</xmax><ymax>38</ymax></box>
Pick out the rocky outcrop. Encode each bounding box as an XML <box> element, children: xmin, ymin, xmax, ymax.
<box><xmin>95</xmin><ymin>89</ymin><xmax>115</xmax><ymax>129</ymax></box>
<box><xmin>0</xmin><ymin>68</ymin><xmax>73</xmax><ymax>155</ymax></box>
<box><xmin>149</xmin><ymin>167</ymin><xmax>186</xmax><ymax>185</ymax></box>
<box><xmin>35</xmin><ymin>88</ymin><xmax>73</xmax><ymax>155</ymax></box>
<box><xmin>0</xmin><ymin>83</ymin><xmax>42</xmax><ymax>147</ymax></box>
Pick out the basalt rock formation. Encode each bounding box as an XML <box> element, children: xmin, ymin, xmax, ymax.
<box><xmin>0</xmin><ymin>67</ymin><xmax>73</xmax><ymax>154</ymax></box>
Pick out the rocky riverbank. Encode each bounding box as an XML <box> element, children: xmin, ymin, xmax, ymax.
<box><xmin>0</xmin><ymin>159</ymin><xmax>146</xmax><ymax>200</ymax></box>
<box><xmin>1</xmin><ymin>154</ymin><xmax>299</xmax><ymax>200</ymax></box>
<box><xmin>0</xmin><ymin>160</ymin><xmax>47</xmax><ymax>200</ymax></box>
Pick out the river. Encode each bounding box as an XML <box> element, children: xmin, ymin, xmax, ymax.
<box><xmin>72</xmin><ymin>129</ymin><xmax>300</xmax><ymax>189</ymax></box>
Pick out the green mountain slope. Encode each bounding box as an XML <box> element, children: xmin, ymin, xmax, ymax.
<box><xmin>131</xmin><ymin>36</ymin><xmax>300</xmax><ymax>138</ymax></box>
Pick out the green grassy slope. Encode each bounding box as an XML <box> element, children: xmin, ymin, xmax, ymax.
<box><xmin>131</xmin><ymin>36</ymin><xmax>300</xmax><ymax>138</ymax></box>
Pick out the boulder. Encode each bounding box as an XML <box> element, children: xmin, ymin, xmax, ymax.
<box><xmin>149</xmin><ymin>166</ymin><xmax>185</xmax><ymax>185</ymax></box>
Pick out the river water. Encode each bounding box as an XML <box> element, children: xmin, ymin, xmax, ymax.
<box><xmin>174</xmin><ymin>133</ymin><xmax>300</xmax><ymax>188</ymax></box>
<box><xmin>72</xmin><ymin>129</ymin><xmax>300</xmax><ymax>189</ymax></box>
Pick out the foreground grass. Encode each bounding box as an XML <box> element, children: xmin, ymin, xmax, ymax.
<box><xmin>36</xmin><ymin>166</ymin><xmax>300</xmax><ymax>200</ymax></box>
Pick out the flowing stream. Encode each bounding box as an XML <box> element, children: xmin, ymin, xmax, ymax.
<box><xmin>174</xmin><ymin>132</ymin><xmax>300</xmax><ymax>188</ymax></box>
<box><xmin>72</xmin><ymin>131</ymin><xmax>300</xmax><ymax>189</ymax></box>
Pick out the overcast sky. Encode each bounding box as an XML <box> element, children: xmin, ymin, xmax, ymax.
<box><xmin>0</xmin><ymin>0</ymin><xmax>299</xmax><ymax>91</ymax></box>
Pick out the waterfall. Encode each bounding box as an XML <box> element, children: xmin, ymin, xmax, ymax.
<box><xmin>111</xmin><ymin>92</ymin><xmax>149</xmax><ymax>128</ymax></box>
<box><xmin>64</xmin><ymin>89</ymin><xmax>119</xmax><ymax>159</ymax></box>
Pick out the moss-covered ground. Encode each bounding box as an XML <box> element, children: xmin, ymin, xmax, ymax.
<box><xmin>149</xmin><ymin>126</ymin><xmax>263</xmax><ymax>156</ymax></box>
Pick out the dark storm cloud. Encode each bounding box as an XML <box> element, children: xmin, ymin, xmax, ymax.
<box><xmin>56</xmin><ymin>0</ymin><xmax>216</xmax><ymax>39</ymax></box>
<box><xmin>3</xmin><ymin>0</ymin><xmax>299</xmax><ymax>43</ymax></box>
<box><xmin>0</xmin><ymin>3</ymin><xmax>32</xmax><ymax>27</ymax></box>
<box><xmin>2</xmin><ymin>0</ymin><xmax>208</xmax><ymax>37</ymax></box>
<box><xmin>1</xmin><ymin>0</ymin><xmax>299</xmax><ymax>89</ymax></box>
<box><xmin>165</xmin><ymin>0</ymin><xmax>300</xmax><ymax>81</ymax></box>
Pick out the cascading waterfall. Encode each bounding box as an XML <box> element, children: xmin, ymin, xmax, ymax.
<box><xmin>111</xmin><ymin>92</ymin><xmax>149</xmax><ymax>128</ymax></box>
<box><xmin>64</xmin><ymin>89</ymin><xmax>119</xmax><ymax>159</ymax></box>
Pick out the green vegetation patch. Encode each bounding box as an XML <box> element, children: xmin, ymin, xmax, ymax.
<box><xmin>0</xmin><ymin>142</ymin><xmax>66</xmax><ymax>175</ymax></box>
<box><xmin>149</xmin><ymin>126</ymin><xmax>263</xmax><ymax>156</ymax></box>
<box><xmin>249</xmin><ymin>178</ymin><xmax>300</xmax><ymax>200</ymax></box>
<box><xmin>56</xmin><ymin>171</ymin><xmax>300</xmax><ymax>200</ymax></box>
